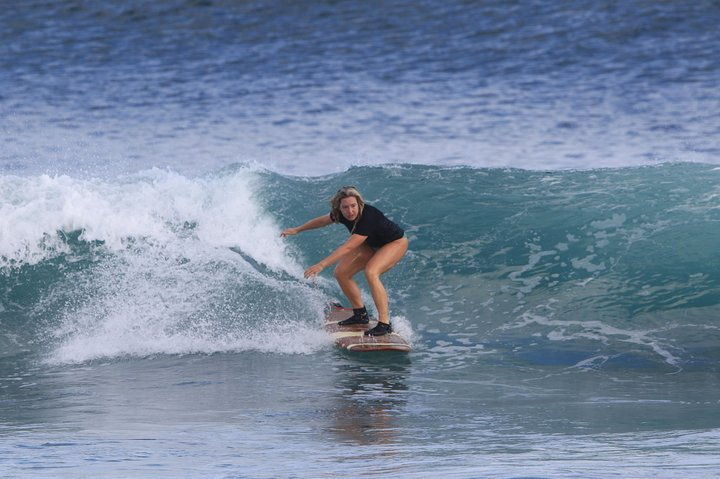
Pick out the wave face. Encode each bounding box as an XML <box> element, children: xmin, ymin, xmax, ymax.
<box><xmin>2</xmin><ymin>163</ymin><xmax>719</xmax><ymax>370</ymax></box>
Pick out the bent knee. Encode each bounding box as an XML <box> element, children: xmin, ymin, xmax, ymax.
<box><xmin>364</xmin><ymin>266</ymin><xmax>382</xmax><ymax>281</ymax></box>
<box><xmin>333</xmin><ymin>266</ymin><xmax>344</xmax><ymax>280</ymax></box>
<box><xmin>334</xmin><ymin>265</ymin><xmax>354</xmax><ymax>281</ymax></box>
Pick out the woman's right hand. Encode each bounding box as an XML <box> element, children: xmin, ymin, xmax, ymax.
<box><xmin>280</xmin><ymin>227</ymin><xmax>299</xmax><ymax>238</ymax></box>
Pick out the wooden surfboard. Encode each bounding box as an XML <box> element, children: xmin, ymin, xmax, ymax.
<box><xmin>324</xmin><ymin>303</ymin><xmax>411</xmax><ymax>353</ymax></box>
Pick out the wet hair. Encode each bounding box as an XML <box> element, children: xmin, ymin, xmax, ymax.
<box><xmin>329</xmin><ymin>185</ymin><xmax>365</xmax><ymax>232</ymax></box>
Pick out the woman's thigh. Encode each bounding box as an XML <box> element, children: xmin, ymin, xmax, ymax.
<box><xmin>334</xmin><ymin>243</ymin><xmax>376</xmax><ymax>278</ymax></box>
<box><xmin>365</xmin><ymin>237</ymin><xmax>409</xmax><ymax>277</ymax></box>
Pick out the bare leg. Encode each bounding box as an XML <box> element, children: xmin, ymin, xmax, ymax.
<box><xmin>333</xmin><ymin>244</ymin><xmax>375</xmax><ymax>308</ymax></box>
<box><xmin>364</xmin><ymin>237</ymin><xmax>409</xmax><ymax>324</ymax></box>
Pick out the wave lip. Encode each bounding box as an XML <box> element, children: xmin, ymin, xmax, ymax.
<box><xmin>0</xmin><ymin>168</ymin><xmax>299</xmax><ymax>274</ymax></box>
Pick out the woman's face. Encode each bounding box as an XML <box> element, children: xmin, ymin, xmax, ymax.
<box><xmin>340</xmin><ymin>196</ymin><xmax>359</xmax><ymax>221</ymax></box>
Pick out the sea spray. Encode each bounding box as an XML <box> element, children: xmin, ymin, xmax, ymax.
<box><xmin>1</xmin><ymin>167</ymin><xmax>334</xmax><ymax>362</ymax></box>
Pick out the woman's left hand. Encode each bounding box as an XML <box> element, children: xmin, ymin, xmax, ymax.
<box><xmin>304</xmin><ymin>263</ymin><xmax>325</xmax><ymax>279</ymax></box>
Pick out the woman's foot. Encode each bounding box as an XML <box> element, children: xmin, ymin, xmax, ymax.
<box><xmin>364</xmin><ymin>322</ymin><xmax>392</xmax><ymax>336</ymax></box>
<box><xmin>337</xmin><ymin>307</ymin><xmax>369</xmax><ymax>326</ymax></box>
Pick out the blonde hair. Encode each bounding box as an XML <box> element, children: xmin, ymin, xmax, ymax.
<box><xmin>330</xmin><ymin>185</ymin><xmax>365</xmax><ymax>231</ymax></box>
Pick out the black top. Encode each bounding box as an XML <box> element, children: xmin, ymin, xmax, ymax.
<box><xmin>331</xmin><ymin>204</ymin><xmax>404</xmax><ymax>248</ymax></box>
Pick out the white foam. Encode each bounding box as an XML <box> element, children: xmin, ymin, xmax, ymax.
<box><xmin>510</xmin><ymin>311</ymin><xmax>681</xmax><ymax>367</ymax></box>
<box><xmin>571</xmin><ymin>254</ymin><xmax>606</xmax><ymax>273</ymax></box>
<box><xmin>591</xmin><ymin>213</ymin><xmax>627</xmax><ymax>229</ymax></box>
<box><xmin>507</xmin><ymin>246</ymin><xmax>557</xmax><ymax>294</ymax></box>
<box><xmin>45</xmin><ymin>259</ymin><xmax>334</xmax><ymax>364</ymax></box>
<box><xmin>49</xmin><ymin>318</ymin><xmax>333</xmax><ymax>364</ymax></box>
<box><xmin>0</xmin><ymin>168</ymin><xmax>302</xmax><ymax>276</ymax></box>
<box><xmin>390</xmin><ymin>315</ymin><xmax>418</xmax><ymax>347</ymax></box>
<box><xmin>0</xmin><ymin>167</ymin><xmax>345</xmax><ymax>363</ymax></box>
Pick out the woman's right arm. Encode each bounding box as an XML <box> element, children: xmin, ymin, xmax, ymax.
<box><xmin>280</xmin><ymin>214</ymin><xmax>332</xmax><ymax>237</ymax></box>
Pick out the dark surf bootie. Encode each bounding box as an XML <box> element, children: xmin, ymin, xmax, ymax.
<box><xmin>364</xmin><ymin>322</ymin><xmax>392</xmax><ymax>336</ymax></box>
<box><xmin>338</xmin><ymin>307</ymin><xmax>370</xmax><ymax>326</ymax></box>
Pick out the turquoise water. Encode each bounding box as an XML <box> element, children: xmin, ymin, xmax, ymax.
<box><xmin>2</xmin><ymin>164</ymin><xmax>720</xmax><ymax>477</ymax></box>
<box><xmin>2</xmin><ymin>0</ymin><xmax>720</xmax><ymax>477</ymax></box>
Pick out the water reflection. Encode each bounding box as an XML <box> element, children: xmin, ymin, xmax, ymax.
<box><xmin>328</xmin><ymin>353</ymin><xmax>411</xmax><ymax>445</ymax></box>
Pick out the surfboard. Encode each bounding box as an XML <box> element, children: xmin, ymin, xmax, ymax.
<box><xmin>324</xmin><ymin>303</ymin><xmax>411</xmax><ymax>353</ymax></box>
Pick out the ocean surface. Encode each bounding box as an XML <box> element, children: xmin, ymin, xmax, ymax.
<box><xmin>2</xmin><ymin>1</ymin><xmax>720</xmax><ymax>478</ymax></box>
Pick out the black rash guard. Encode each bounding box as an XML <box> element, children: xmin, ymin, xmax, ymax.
<box><xmin>330</xmin><ymin>204</ymin><xmax>404</xmax><ymax>248</ymax></box>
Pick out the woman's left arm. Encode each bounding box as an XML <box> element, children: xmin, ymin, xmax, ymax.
<box><xmin>304</xmin><ymin>234</ymin><xmax>367</xmax><ymax>278</ymax></box>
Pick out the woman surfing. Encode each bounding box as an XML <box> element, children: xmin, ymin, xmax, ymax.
<box><xmin>280</xmin><ymin>186</ymin><xmax>408</xmax><ymax>336</ymax></box>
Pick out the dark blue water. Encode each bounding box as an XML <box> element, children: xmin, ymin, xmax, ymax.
<box><xmin>2</xmin><ymin>0</ymin><xmax>719</xmax><ymax>176</ymax></box>
<box><xmin>2</xmin><ymin>1</ymin><xmax>720</xmax><ymax>477</ymax></box>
